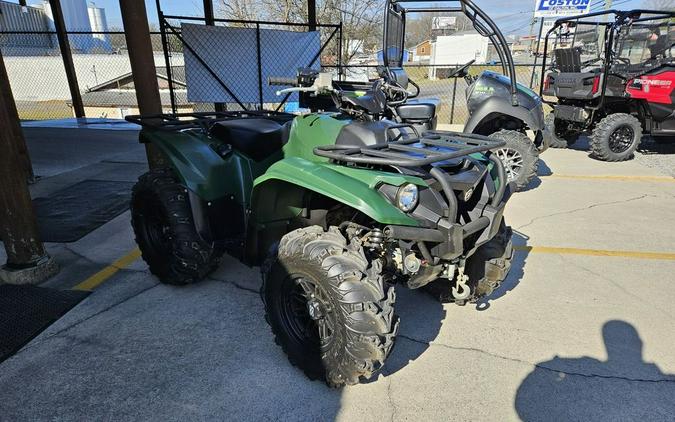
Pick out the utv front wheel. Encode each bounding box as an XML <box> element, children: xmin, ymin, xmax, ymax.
<box><xmin>489</xmin><ymin>130</ymin><xmax>539</xmax><ymax>191</ymax></box>
<box><xmin>590</xmin><ymin>113</ymin><xmax>642</xmax><ymax>162</ymax></box>
<box><xmin>262</xmin><ymin>226</ymin><xmax>398</xmax><ymax>387</ymax></box>
<box><xmin>131</xmin><ymin>168</ymin><xmax>223</xmax><ymax>285</ymax></box>
<box><xmin>545</xmin><ymin>113</ymin><xmax>578</xmax><ymax>149</ymax></box>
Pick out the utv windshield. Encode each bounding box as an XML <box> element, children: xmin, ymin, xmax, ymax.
<box><xmin>549</xmin><ymin>22</ymin><xmax>607</xmax><ymax>68</ymax></box>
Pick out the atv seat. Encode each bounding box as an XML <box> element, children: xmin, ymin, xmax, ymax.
<box><xmin>210</xmin><ymin>118</ymin><xmax>285</xmax><ymax>161</ymax></box>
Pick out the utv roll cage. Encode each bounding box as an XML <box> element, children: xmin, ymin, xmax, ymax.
<box><xmin>538</xmin><ymin>9</ymin><xmax>675</xmax><ymax>108</ymax></box>
<box><xmin>383</xmin><ymin>0</ymin><xmax>519</xmax><ymax>105</ymax></box>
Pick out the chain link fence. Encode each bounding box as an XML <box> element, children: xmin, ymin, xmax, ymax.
<box><xmin>1</xmin><ymin>27</ymin><xmax>545</xmax><ymax>124</ymax></box>
<box><xmin>159</xmin><ymin>15</ymin><xmax>342</xmax><ymax>114</ymax></box>
<box><xmin>0</xmin><ymin>30</ymin><xmax>172</xmax><ymax>120</ymax></box>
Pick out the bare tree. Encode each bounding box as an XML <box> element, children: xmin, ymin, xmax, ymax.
<box><xmin>217</xmin><ymin>0</ymin><xmax>382</xmax><ymax>64</ymax></box>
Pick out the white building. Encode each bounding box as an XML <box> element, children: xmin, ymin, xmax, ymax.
<box><xmin>428</xmin><ymin>32</ymin><xmax>489</xmax><ymax>79</ymax></box>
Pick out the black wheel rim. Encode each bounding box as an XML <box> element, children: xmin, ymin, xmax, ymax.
<box><xmin>136</xmin><ymin>197</ymin><xmax>172</xmax><ymax>259</ymax></box>
<box><xmin>608</xmin><ymin>125</ymin><xmax>635</xmax><ymax>154</ymax></box>
<box><xmin>279</xmin><ymin>273</ymin><xmax>336</xmax><ymax>351</ymax></box>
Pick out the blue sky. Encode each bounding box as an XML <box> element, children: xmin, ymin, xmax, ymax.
<box><xmin>25</xmin><ymin>0</ymin><xmax>205</xmax><ymax>28</ymax></box>
<box><xmin>24</xmin><ymin>0</ymin><xmax>647</xmax><ymax>34</ymax></box>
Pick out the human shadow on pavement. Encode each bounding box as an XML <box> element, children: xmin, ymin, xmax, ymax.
<box><xmin>515</xmin><ymin>320</ymin><xmax>675</xmax><ymax>422</ymax></box>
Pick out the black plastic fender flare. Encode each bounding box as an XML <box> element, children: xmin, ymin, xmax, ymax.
<box><xmin>464</xmin><ymin>96</ymin><xmax>544</xmax><ymax>134</ymax></box>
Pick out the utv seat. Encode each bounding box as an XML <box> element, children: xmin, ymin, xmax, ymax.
<box><xmin>385</xmin><ymin>67</ymin><xmax>440</xmax><ymax>130</ymax></box>
<box><xmin>210</xmin><ymin>118</ymin><xmax>285</xmax><ymax>161</ymax></box>
<box><xmin>396</xmin><ymin>101</ymin><xmax>439</xmax><ymax>121</ymax></box>
<box><xmin>553</xmin><ymin>47</ymin><xmax>582</xmax><ymax>73</ymax></box>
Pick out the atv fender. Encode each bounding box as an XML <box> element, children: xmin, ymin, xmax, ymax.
<box><xmin>464</xmin><ymin>96</ymin><xmax>545</xmax><ymax>134</ymax></box>
<box><xmin>139</xmin><ymin>129</ymin><xmax>276</xmax><ymax>202</ymax></box>
<box><xmin>251</xmin><ymin>157</ymin><xmax>422</xmax><ymax>226</ymax></box>
<box><xmin>246</xmin><ymin>157</ymin><xmax>425</xmax><ymax>264</ymax></box>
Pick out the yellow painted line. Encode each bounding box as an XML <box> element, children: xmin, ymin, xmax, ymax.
<box><xmin>73</xmin><ymin>248</ymin><xmax>142</xmax><ymax>291</ymax></box>
<box><xmin>514</xmin><ymin>245</ymin><xmax>675</xmax><ymax>261</ymax></box>
<box><xmin>544</xmin><ymin>174</ymin><xmax>675</xmax><ymax>183</ymax></box>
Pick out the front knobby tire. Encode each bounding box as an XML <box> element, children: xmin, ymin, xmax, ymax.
<box><xmin>131</xmin><ymin>168</ymin><xmax>223</xmax><ymax>285</ymax></box>
<box><xmin>489</xmin><ymin>130</ymin><xmax>539</xmax><ymax>192</ymax></box>
<box><xmin>262</xmin><ymin>226</ymin><xmax>398</xmax><ymax>387</ymax></box>
<box><xmin>545</xmin><ymin>113</ymin><xmax>579</xmax><ymax>149</ymax></box>
<box><xmin>590</xmin><ymin>113</ymin><xmax>642</xmax><ymax>162</ymax></box>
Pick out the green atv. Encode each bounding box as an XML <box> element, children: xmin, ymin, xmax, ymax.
<box><xmin>126</xmin><ymin>75</ymin><xmax>514</xmax><ymax>387</ymax></box>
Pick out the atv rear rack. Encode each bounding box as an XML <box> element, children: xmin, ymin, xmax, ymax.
<box><xmin>125</xmin><ymin>111</ymin><xmax>294</xmax><ymax>132</ymax></box>
<box><xmin>314</xmin><ymin>130</ymin><xmax>504</xmax><ymax>167</ymax></box>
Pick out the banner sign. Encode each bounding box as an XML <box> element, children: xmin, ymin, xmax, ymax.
<box><xmin>534</xmin><ymin>0</ymin><xmax>591</xmax><ymax>18</ymax></box>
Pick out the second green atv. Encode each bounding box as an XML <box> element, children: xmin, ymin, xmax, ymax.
<box><xmin>126</xmin><ymin>74</ymin><xmax>514</xmax><ymax>387</ymax></box>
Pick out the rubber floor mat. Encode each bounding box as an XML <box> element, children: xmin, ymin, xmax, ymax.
<box><xmin>33</xmin><ymin>179</ymin><xmax>134</xmax><ymax>242</ymax></box>
<box><xmin>0</xmin><ymin>285</ymin><xmax>89</xmax><ymax>363</ymax></box>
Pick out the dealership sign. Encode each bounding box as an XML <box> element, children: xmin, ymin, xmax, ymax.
<box><xmin>534</xmin><ymin>0</ymin><xmax>591</xmax><ymax>18</ymax></box>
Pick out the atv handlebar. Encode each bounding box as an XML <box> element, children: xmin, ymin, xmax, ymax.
<box><xmin>268</xmin><ymin>76</ymin><xmax>298</xmax><ymax>87</ymax></box>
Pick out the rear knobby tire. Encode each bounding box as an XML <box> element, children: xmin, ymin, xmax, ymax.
<box><xmin>261</xmin><ymin>226</ymin><xmax>398</xmax><ymax>387</ymax></box>
<box><xmin>131</xmin><ymin>168</ymin><xmax>223</xmax><ymax>285</ymax></box>
<box><xmin>590</xmin><ymin>113</ymin><xmax>642</xmax><ymax>162</ymax></box>
<box><xmin>545</xmin><ymin>113</ymin><xmax>578</xmax><ymax>149</ymax></box>
<box><xmin>489</xmin><ymin>130</ymin><xmax>539</xmax><ymax>192</ymax></box>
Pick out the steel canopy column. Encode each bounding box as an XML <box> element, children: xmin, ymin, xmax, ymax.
<box><xmin>49</xmin><ymin>0</ymin><xmax>85</xmax><ymax>118</ymax></box>
<box><xmin>0</xmin><ymin>51</ymin><xmax>58</xmax><ymax>284</ymax></box>
<box><xmin>203</xmin><ymin>0</ymin><xmax>224</xmax><ymax>112</ymax></box>
<box><xmin>119</xmin><ymin>0</ymin><xmax>167</xmax><ymax>169</ymax></box>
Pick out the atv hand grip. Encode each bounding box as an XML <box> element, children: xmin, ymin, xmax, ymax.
<box><xmin>268</xmin><ymin>77</ymin><xmax>298</xmax><ymax>87</ymax></box>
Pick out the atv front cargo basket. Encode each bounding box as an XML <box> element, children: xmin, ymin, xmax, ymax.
<box><xmin>314</xmin><ymin>129</ymin><xmax>505</xmax><ymax>167</ymax></box>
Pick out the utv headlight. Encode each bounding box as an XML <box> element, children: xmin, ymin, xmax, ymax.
<box><xmin>396</xmin><ymin>183</ymin><xmax>418</xmax><ymax>212</ymax></box>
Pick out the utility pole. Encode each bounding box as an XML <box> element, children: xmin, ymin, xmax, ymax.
<box><xmin>0</xmin><ymin>51</ymin><xmax>58</xmax><ymax>284</ymax></box>
<box><xmin>119</xmin><ymin>0</ymin><xmax>167</xmax><ymax>169</ymax></box>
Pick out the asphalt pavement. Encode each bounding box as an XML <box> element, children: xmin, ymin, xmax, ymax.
<box><xmin>1</xmin><ymin>129</ymin><xmax>674</xmax><ymax>421</ymax></box>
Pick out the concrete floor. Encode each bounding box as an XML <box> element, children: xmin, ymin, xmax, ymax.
<box><xmin>1</xmin><ymin>129</ymin><xmax>675</xmax><ymax>421</ymax></box>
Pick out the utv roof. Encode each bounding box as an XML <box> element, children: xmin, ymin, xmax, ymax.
<box><xmin>551</xmin><ymin>9</ymin><xmax>675</xmax><ymax>27</ymax></box>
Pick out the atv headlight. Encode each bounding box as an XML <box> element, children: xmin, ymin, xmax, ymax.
<box><xmin>396</xmin><ymin>183</ymin><xmax>418</xmax><ymax>212</ymax></box>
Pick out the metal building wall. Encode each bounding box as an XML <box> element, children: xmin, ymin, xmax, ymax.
<box><xmin>0</xmin><ymin>1</ymin><xmax>52</xmax><ymax>50</ymax></box>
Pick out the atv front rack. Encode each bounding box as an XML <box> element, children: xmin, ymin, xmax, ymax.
<box><xmin>125</xmin><ymin>111</ymin><xmax>294</xmax><ymax>132</ymax></box>
<box><xmin>314</xmin><ymin>130</ymin><xmax>504</xmax><ymax>167</ymax></box>
<box><xmin>314</xmin><ymin>130</ymin><xmax>508</xmax><ymax>212</ymax></box>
